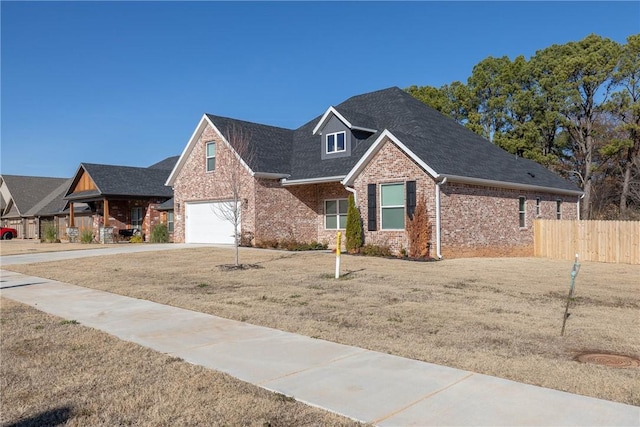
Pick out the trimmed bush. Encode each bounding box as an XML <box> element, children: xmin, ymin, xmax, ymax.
<box><xmin>345</xmin><ymin>194</ymin><xmax>363</xmax><ymax>253</ymax></box>
<box><xmin>360</xmin><ymin>244</ymin><xmax>392</xmax><ymax>257</ymax></box>
<box><xmin>150</xmin><ymin>223</ymin><xmax>169</xmax><ymax>243</ymax></box>
<box><xmin>129</xmin><ymin>235</ymin><xmax>144</xmax><ymax>244</ymax></box>
<box><xmin>255</xmin><ymin>239</ymin><xmax>327</xmax><ymax>251</ymax></box>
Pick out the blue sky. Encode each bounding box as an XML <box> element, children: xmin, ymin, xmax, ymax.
<box><xmin>1</xmin><ymin>1</ymin><xmax>638</xmax><ymax>177</ymax></box>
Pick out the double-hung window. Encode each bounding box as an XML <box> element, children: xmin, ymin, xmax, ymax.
<box><xmin>381</xmin><ymin>183</ymin><xmax>404</xmax><ymax>229</ymax></box>
<box><xmin>167</xmin><ymin>211</ymin><xmax>174</xmax><ymax>233</ymax></box>
<box><xmin>556</xmin><ymin>200</ymin><xmax>562</xmax><ymax>219</ymax></box>
<box><xmin>325</xmin><ymin>199</ymin><xmax>348</xmax><ymax>229</ymax></box>
<box><xmin>518</xmin><ymin>197</ymin><xmax>526</xmax><ymax>228</ymax></box>
<box><xmin>131</xmin><ymin>207</ymin><xmax>144</xmax><ymax>231</ymax></box>
<box><xmin>326</xmin><ymin>131</ymin><xmax>346</xmax><ymax>154</ymax></box>
<box><xmin>206</xmin><ymin>142</ymin><xmax>216</xmax><ymax>172</ymax></box>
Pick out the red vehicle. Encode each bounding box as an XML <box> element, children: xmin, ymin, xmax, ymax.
<box><xmin>1</xmin><ymin>227</ymin><xmax>18</xmax><ymax>240</ymax></box>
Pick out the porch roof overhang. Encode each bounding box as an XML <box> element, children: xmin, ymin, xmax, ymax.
<box><xmin>280</xmin><ymin>175</ymin><xmax>346</xmax><ymax>187</ymax></box>
<box><xmin>64</xmin><ymin>190</ymin><xmax>103</xmax><ymax>203</ymax></box>
<box><xmin>65</xmin><ymin>191</ymin><xmax>172</xmax><ymax>203</ymax></box>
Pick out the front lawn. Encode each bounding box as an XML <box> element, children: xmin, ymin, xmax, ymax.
<box><xmin>6</xmin><ymin>247</ymin><xmax>639</xmax><ymax>406</ymax></box>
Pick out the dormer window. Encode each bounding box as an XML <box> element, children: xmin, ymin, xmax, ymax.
<box><xmin>326</xmin><ymin>131</ymin><xmax>346</xmax><ymax>154</ymax></box>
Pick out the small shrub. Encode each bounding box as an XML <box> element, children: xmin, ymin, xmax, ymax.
<box><xmin>255</xmin><ymin>239</ymin><xmax>279</xmax><ymax>249</ymax></box>
<box><xmin>289</xmin><ymin>241</ymin><xmax>327</xmax><ymax>251</ymax></box>
<box><xmin>43</xmin><ymin>223</ymin><xmax>57</xmax><ymax>243</ymax></box>
<box><xmin>360</xmin><ymin>244</ymin><xmax>392</xmax><ymax>257</ymax></box>
<box><xmin>255</xmin><ymin>239</ymin><xmax>327</xmax><ymax>251</ymax></box>
<box><xmin>406</xmin><ymin>198</ymin><xmax>432</xmax><ymax>259</ymax></box>
<box><xmin>80</xmin><ymin>229</ymin><xmax>93</xmax><ymax>244</ymax></box>
<box><xmin>129</xmin><ymin>235</ymin><xmax>144</xmax><ymax>244</ymax></box>
<box><xmin>150</xmin><ymin>223</ymin><xmax>169</xmax><ymax>243</ymax></box>
<box><xmin>240</xmin><ymin>231</ymin><xmax>254</xmax><ymax>247</ymax></box>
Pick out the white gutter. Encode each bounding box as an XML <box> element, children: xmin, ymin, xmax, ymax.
<box><xmin>281</xmin><ymin>175</ymin><xmax>346</xmax><ymax>186</ymax></box>
<box><xmin>253</xmin><ymin>172</ymin><xmax>290</xmax><ymax>180</ymax></box>
<box><xmin>435</xmin><ymin>177</ymin><xmax>448</xmax><ymax>259</ymax></box>
<box><xmin>442</xmin><ymin>174</ymin><xmax>584</xmax><ymax>197</ymax></box>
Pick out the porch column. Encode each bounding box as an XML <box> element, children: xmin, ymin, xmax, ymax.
<box><xmin>69</xmin><ymin>202</ymin><xmax>75</xmax><ymax>227</ymax></box>
<box><xmin>103</xmin><ymin>198</ymin><xmax>110</xmax><ymax>226</ymax></box>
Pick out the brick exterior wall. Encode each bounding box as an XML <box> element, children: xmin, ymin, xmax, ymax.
<box><xmin>102</xmin><ymin>198</ymin><xmax>167</xmax><ymax>242</ymax></box>
<box><xmin>251</xmin><ymin>180</ymin><xmax>350</xmax><ymax>246</ymax></box>
<box><xmin>351</xmin><ymin>138</ymin><xmax>579</xmax><ymax>257</ymax></box>
<box><xmin>171</xmin><ymin>125</ymin><xmax>256</xmax><ymax>243</ymax></box>
<box><xmin>440</xmin><ymin>183</ymin><xmax>579</xmax><ymax>258</ymax></box>
<box><xmin>353</xmin><ymin>140</ymin><xmax>437</xmax><ymax>254</ymax></box>
<box><xmin>253</xmin><ymin>179</ymin><xmax>313</xmax><ymax>243</ymax></box>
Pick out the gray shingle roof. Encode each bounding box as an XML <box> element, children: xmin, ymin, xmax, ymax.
<box><xmin>65</xmin><ymin>163</ymin><xmax>174</xmax><ymax>201</ymax></box>
<box><xmin>24</xmin><ymin>179</ymin><xmax>72</xmax><ymax>217</ymax></box>
<box><xmin>205</xmin><ymin>115</ymin><xmax>293</xmax><ymax>175</ymax></box>
<box><xmin>291</xmin><ymin>87</ymin><xmax>579</xmax><ymax>191</ymax></box>
<box><xmin>149</xmin><ymin>156</ymin><xmax>180</xmax><ymax>170</ymax></box>
<box><xmin>1</xmin><ymin>175</ymin><xmax>69</xmax><ymax>218</ymax></box>
<box><xmin>157</xmin><ymin>198</ymin><xmax>174</xmax><ymax>211</ymax></box>
<box><xmin>199</xmin><ymin>87</ymin><xmax>580</xmax><ymax>194</ymax></box>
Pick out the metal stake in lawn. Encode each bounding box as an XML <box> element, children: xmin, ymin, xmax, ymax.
<box><xmin>335</xmin><ymin>231</ymin><xmax>342</xmax><ymax>279</ymax></box>
<box><xmin>561</xmin><ymin>253</ymin><xmax>581</xmax><ymax>336</ymax></box>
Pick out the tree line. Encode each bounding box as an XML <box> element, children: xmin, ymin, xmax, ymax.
<box><xmin>406</xmin><ymin>33</ymin><xmax>639</xmax><ymax>220</ymax></box>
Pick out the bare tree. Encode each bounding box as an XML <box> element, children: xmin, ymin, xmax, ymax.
<box><xmin>211</xmin><ymin>125</ymin><xmax>254</xmax><ymax>267</ymax></box>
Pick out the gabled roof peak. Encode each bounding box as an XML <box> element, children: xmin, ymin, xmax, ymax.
<box><xmin>312</xmin><ymin>106</ymin><xmax>378</xmax><ymax>135</ymax></box>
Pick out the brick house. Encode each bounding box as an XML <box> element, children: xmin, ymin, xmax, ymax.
<box><xmin>167</xmin><ymin>87</ymin><xmax>582</xmax><ymax>257</ymax></box>
<box><xmin>64</xmin><ymin>158</ymin><xmax>177</xmax><ymax>242</ymax></box>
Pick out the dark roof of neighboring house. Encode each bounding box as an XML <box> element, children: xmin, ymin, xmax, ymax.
<box><xmin>171</xmin><ymin>87</ymin><xmax>580</xmax><ymax>194</ymax></box>
<box><xmin>65</xmin><ymin>163</ymin><xmax>174</xmax><ymax>201</ymax></box>
<box><xmin>1</xmin><ymin>175</ymin><xmax>69</xmax><ymax>218</ymax></box>
<box><xmin>149</xmin><ymin>156</ymin><xmax>180</xmax><ymax>170</ymax></box>
<box><xmin>25</xmin><ymin>179</ymin><xmax>72</xmax><ymax>217</ymax></box>
<box><xmin>157</xmin><ymin>198</ymin><xmax>174</xmax><ymax>211</ymax></box>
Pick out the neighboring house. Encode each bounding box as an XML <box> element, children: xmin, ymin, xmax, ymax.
<box><xmin>0</xmin><ymin>175</ymin><xmax>69</xmax><ymax>239</ymax></box>
<box><xmin>24</xmin><ymin>178</ymin><xmax>92</xmax><ymax>240</ymax></box>
<box><xmin>63</xmin><ymin>157</ymin><xmax>177</xmax><ymax>242</ymax></box>
<box><xmin>169</xmin><ymin>87</ymin><xmax>583</xmax><ymax>257</ymax></box>
<box><xmin>156</xmin><ymin>197</ymin><xmax>175</xmax><ymax>239</ymax></box>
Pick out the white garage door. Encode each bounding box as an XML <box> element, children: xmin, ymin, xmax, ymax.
<box><xmin>185</xmin><ymin>201</ymin><xmax>239</xmax><ymax>244</ymax></box>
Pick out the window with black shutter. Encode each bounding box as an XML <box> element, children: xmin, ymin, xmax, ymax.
<box><xmin>367</xmin><ymin>184</ymin><xmax>377</xmax><ymax>231</ymax></box>
<box><xmin>406</xmin><ymin>181</ymin><xmax>416</xmax><ymax>220</ymax></box>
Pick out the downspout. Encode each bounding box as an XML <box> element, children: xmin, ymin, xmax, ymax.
<box><xmin>344</xmin><ymin>186</ymin><xmax>357</xmax><ymax>204</ymax></box>
<box><xmin>577</xmin><ymin>193</ymin><xmax>585</xmax><ymax>221</ymax></box>
<box><xmin>435</xmin><ymin>177</ymin><xmax>448</xmax><ymax>259</ymax></box>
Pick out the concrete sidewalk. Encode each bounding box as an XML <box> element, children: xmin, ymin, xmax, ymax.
<box><xmin>1</xmin><ymin>269</ymin><xmax>638</xmax><ymax>426</ymax></box>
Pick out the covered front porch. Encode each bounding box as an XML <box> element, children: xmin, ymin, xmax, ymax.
<box><xmin>66</xmin><ymin>197</ymin><xmax>150</xmax><ymax>243</ymax></box>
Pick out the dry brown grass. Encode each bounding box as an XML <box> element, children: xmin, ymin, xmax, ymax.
<box><xmin>0</xmin><ymin>297</ymin><xmax>363</xmax><ymax>427</ymax></box>
<box><xmin>0</xmin><ymin>240</ymin><xmax>106</xmax><ymax>256</ymax></box>
<box><xmin>6</xmin><ymin>247</ymin><xmax>640</xmax><ymax>406</ymax></box>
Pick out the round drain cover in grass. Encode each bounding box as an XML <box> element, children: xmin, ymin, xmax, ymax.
<box><xmin>575</xmin><ymin>353</ymin><xmax>640</xmax><ymax>368</ymax></box>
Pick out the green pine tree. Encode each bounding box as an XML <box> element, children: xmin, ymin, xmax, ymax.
<box><xmin>345</xmin><ymin>194</ymin><xmax>363</xmax><ymax>253</ymax></box>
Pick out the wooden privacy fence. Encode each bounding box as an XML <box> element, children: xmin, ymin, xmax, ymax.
<box><xmin>534</xmin><ymin>219</ymin><xmax>640</xmax><ymax>265</ymax></box>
